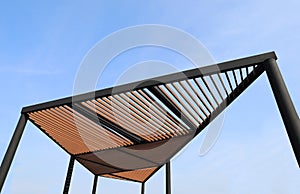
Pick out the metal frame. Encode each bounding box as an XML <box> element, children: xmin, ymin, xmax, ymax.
<box><xmin>141</xmin><ymin>182</ymin><xmax>145</xmax><ymax>194</ymax></box>
<box><xmin>20</xmin><ymin>52</ymin><xmax>277</xmax><ymax>114</ymax></box>
<box><xmin>166</xmin><ymin>161</ymin><xmax>171</xmax><ymax>194</ymax></box>
<box><xmin>92</xmin><ymin>175</ymin><xmax>98</xmax><ymax>194</ymax></box>
<box><xmin>264</xmin><ymin>58</ymin><xmax>300</xmax><ymax>164</ymax></box>
<box><xmin>0</xmin><ymin>51</ymin><xmax>299</xmax><ymax>194</ymax></box>
<box><xmin>63</xmin><ymin>156</ymin><xmax>75</xmax><ymax>194</ymax></box>
<box><xmin>0</xmin><ymin>114</ymin><xmax>27</xmax><ymax>192</ymax></box>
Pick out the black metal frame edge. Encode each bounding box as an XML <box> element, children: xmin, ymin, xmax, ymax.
<box><xmin>21</xmin><ymin>52</ymin><xmax>276</xmax><ymax>114</ymax></box>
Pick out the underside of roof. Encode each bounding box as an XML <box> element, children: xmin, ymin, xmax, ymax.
<box><xmin>22</xmin><ymin>52</ymin><xmax>277</xmax><ymax>183</ymax></box>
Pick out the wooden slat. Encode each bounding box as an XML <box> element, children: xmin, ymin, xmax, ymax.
<box><xmin>137</xmin><ymin>90</ymin><xmax>189</xmax><ymax>135</ymax></box>
<box><xmin>111</xmin><ymin>167</ymin><xmax>158</xmax><ymax>182</ymax></box>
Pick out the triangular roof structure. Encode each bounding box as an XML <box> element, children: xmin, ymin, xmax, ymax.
<box><xmin>1</xmin><ymin>52</ymin><xmax>299</xmax><ymax>193</ymax></box>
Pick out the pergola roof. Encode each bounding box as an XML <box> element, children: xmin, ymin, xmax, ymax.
<box><xmin>21</xmin><ymin>52</ymin><xmax>277</xmax><ymax>183</ymax></box>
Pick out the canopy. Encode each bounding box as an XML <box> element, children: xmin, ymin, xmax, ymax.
<box><xmin>22</xmin><ymin>52</ymin><xmax>277</xmax><ymax>183</ymax></box>
<box><xmin>2</xmin><ymin>51</ymin><xmax>299</xmax><ymax>194</ymax></box>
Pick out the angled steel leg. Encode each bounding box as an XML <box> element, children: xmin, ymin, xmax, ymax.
<box><xmin>141</xmin><ymin>182</ymin><xmax>145</xmax><ymax>194</ymax></box>
<box><xmin>0</xmin><ymin>114</ymin><xmax>27</xmax><ymax>192</ymax></box>
<box><xmin>63</xmin><ymin>155</ymin><xmax>75</xmax><ymax>194</ymax></box>
<box><xmin>92</xmin><ymin>175</ymin><xmax>98</xmax><ymax>194</ymax></box>
<box><xmin>265</xmin><ymin>58</ymin><xmax>300</xmax><ymax>167</ymax></box>
<box><xmin>166</xmin><ymin>161</ymin><xmax>171</xmax><ymax>194</ymax></box>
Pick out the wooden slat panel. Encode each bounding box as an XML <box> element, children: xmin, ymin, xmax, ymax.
<box><xmin>28</xmin><ymin>106</ymin><xmax>133</xmax><ymax>155</ymax></box>
<box><xmin>112</xmin><ymin>167</ymin><xmax>157</xmax><ymax>182</ymax></box>
<box><xmin>27</xmin><ymin>63</ymin><xmax>258</xmax><ymax>158</ymax></box>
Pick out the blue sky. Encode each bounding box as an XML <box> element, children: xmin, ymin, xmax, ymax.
<box><xmin>0</xmin><ymin>1</ymin><xmax>300</xmax><ymax>193</ymax></box>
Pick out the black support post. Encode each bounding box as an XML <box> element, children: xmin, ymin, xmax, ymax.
<box><xmin>92</xmin><ymin>175</ymin><xmax>98</xmax><ymax>194</ymax></box>
<box><xmin>0</xmin><ymin>114</ymin><xmax>27</xmax><ymax>193</ymax></box>
<box><xmin>166</xmin><ymin>161</ymin><xmax>171</xmax><ymax>194</ymax></box>
<box><xmin>141</xmin><ymin>182</ymin><xmax>145</xmax><ymax>194</ymax></box>
<box><xmin>265</xmin><ymin>58</ymin><xmax>300</xmax><ymax>166</ymax></box>
<box><xmin>63</xmin><ymin>155</ymin><xmax>75</xmax><ymax>194</ymax></box>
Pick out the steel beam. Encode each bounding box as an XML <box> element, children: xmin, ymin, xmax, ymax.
<box><xmin>141</xmin><ymin>182</ymin><xmax>145</xmax><ymax>194</ymax></box>
<box><xmin>166</xmin><ymin>161</ymin><xmax>171</xmax><ymax>194</ymax></box>
<box><xmin>0</xmin><ymin>114</ymin><xmax>27</xmax><ymax>192</ymax></box>
<box><xmin>63</xmin><ymin>156</ymin><xmax>75</xmax><ymax>194</ymax></box>
<box><xmin>264</xmin><ymin>58</ymin><xmax>300</xmax><ymax>167</ymax></box>
<box><xmin>21</xmin><ymin>52</ymin><xmax>277</xmax><ymax>114</ymax></box>
<box><xmin>92</xmin><ymin>175</ymin><xmax>98</xmax><ymax>194</ymax></box>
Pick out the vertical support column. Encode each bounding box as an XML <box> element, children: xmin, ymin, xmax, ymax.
<box><xmin>0</xmin><ymin>114</ymin><xmax>27</xmax><ymax>192</ymax></box>
<box><xmin>63</xmin><ymin>155</ymin><xmax>75</xmax><ymax>194</ymax></box>
<box><xmin>92</xmin><ymin>175</ymin><xmax>98</xmax><ymax>194</ymax></box>
<box><xmin>166</xmin><ymin>161</ymin><xmax>171</xmax><ymax>194</ymax></box>
<box><xmin>141</xmin><ymin>182</ymin><xmax>145</xmax><ymax>194</ymax></box>
<box><xmin>265</xmin><ymin>58</ymin><xmax>300</xmax><ymax>166</ymax></box>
